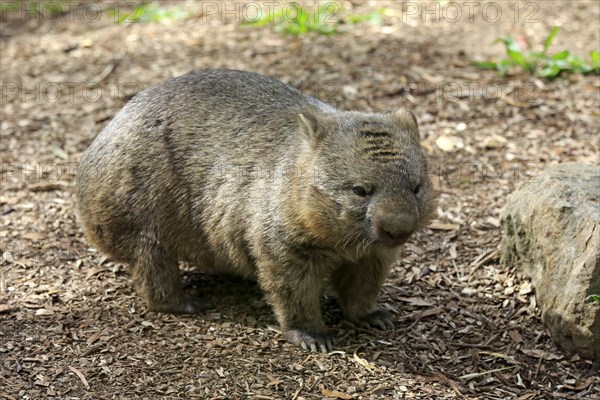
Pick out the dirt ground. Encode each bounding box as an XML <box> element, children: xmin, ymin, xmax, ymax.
<box><xmin>1</xmin><ymin>1</ymin><xmax>599</xmax><ymax>399</ymax></box>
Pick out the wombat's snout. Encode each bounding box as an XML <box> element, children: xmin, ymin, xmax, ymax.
<box><xmin>373</xmin><ymin>211</ymin><xmax>417</xmax><ymax>247</ymax></box>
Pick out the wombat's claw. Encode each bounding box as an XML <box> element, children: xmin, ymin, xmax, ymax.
<box><xmin>285</xmin><ymin>329</ymin><xmax>334</xmax><ymax>353</ymax></box>
<box><xmin>354</xmin><ymin>309</ymin><xmax>395</xmax><ymax>330</ymax></box>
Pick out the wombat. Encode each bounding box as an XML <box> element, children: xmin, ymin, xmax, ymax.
<box><xmin>76</xmin><ymin>69</ymin><xmax>436</xmax><ymax>352</ymax></box>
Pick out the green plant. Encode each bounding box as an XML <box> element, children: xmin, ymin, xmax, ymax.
<box><xmin>108</xmin><ymin>1</ymin><xmax>191</xmax><ymax>24</ymax></box>
<box><xmin>29</xmin><ymin>1</ymin><xmax>65</xmax><ymax>16</ymax></box>
<box><xmin>586</xmin><ymin>294</ymin><xmax>600</xmax><ymax>304</ymax></box>
<box><xmin>244</xmin><ymin>2</ymin><xmax>387</xmax><ymax>36</ymax></box>
<box><xmin>473</xmin><ymin>27</ymin><xmax>600</xmax><ymax>79</ymax></box>
<box><xmin>244</xmin><ymin>2</ymin><xmax>338</xmax><ymax>35</ymax></box>
<box><xmin>344</xmin><ymin>8</ymin><xmax>387</xmax><ymax>26</ymax></box>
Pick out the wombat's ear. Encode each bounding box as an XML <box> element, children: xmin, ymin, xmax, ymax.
<box><xmin>298</xmin><ymin>113</ymin><xmax>320</xmax><ymax>142</ymax></box>
<box><xmin>390</xmin><ymin>108</ymin><xmax>420</xmax><ymax>139</ymax></box>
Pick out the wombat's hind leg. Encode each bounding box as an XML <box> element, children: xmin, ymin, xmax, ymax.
<box><xmin>132</xmin><ymin>237</ymin><xmax>209</xmax><ymax>314</ymax></box>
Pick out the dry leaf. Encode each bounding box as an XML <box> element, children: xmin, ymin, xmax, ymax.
<box><xmin>459</xmin><ymin>366</ymin><xmax>514</xmax><ymax>380</ymax></box>
<box><xmin>449</xmin><ymin>244</ymin><xmax>458</xmax><ymax>259</ymax></box>
<box><xmin>28</xmin><ymin>182</ymin><xmax>69</xmax><ymax>192</ymax></box>
<box><xmin>68</xmin><ymin>366</ymin><xmax>90</xmax><ymax>389</ymax></box>
<box><xmin>86</xmin><ymin>332</ymin><xmax>101</xmax><ymax>345</ymax></box>
<box><xmin>396</xmin><ymin>296</ymin><xmax>434</xmax><ymax>307</ymax></box>
<box><xmin>480</xmin><ymin>134</ymin><xmax>507</xmax><ymax>149</ymax></box>
<box><xmin>353</xmin><ymin>352</ymin><xmax>375</xmax><ymax>371</ymax></box>
<box><xmin>35</xmin><ymin>308</ymin><xmax>55</xmax><ymax>316</ymax></box>
<box><xmin>573</xmin><ymin>376</ymin><xmax>597</xmax><ymax>391</ymax></box>
<box><xmin>520</xmin><ymin>348</ymin><xmax>563</xmax><ymax>360</ymax></box>
<box><xmin>479</xmin><ymin>351</ymin><xmax>521</xmax><ymax>365</ymax></box>
<box><xmin>86</xmin><ymin>266</ymin><xmax>111</xmax><ymax>279</ymax></box>
<box><xmin>22</xmin><ymin>232</ymin><xmax>44</xmax><ymax>241</ymax></box>
<box><xmin>267</xmin><ymin>373</ymin><xmax>282</xmax><ymax>386</ymax></box>
<box><xmin>0</xmin><ymin>304</ymin><xmax>15</xmax><ymax>313</ymax></box>
<box><xmin>516</xmin><ymin>393</ymin><xmax>538</xmax><ymax>400</ymax></box>
<box><xmin>22</xmin><ymin>302</ymin><xmax>43</xmax><ymax>309</ymax></box>
<box><xmin>322</xmin><ymin>388</ymin><xmax>354</xmax><ymax>399</ymax></box>
<box><xmin>50</xmin><ymin>146</ymin><xmax>69</xmax><ymax>160</ymax></box>
<box><xmin>419</xmin><ymin>373</ymin><xmax>464</xmax><ymax>396</ymax></box>
<box><xmin>508</xmin><ymin>330</ymin><xmax>524</xmax><ymax>343</ymax></box>
<box><xmin>420</xmin><ymin>306</ymin><xmax>445</xmax><ymax>318</ymax></box>
<box><xmin>429</xmin><ymin>222</ymin><xmax>460</xmax><ymax>231</ymax></box>
<box><xmin>485</xmin><ymin>216</ymin><xmax>500</xmax><ymax>227</ymax></box>
<box><xmin>518</xmin><ymin>281</ymin><xmax>533</xmax><ymax>295</ymax></box>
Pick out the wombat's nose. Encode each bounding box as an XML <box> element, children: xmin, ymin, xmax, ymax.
<box><xmin>375</xmin><ymin>212</ymin><xmax>416</xmax><ymax>246</ymax></box>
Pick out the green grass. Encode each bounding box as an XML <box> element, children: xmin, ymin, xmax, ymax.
<box><xmin>108</xmin><ymin>1</ymin><xmax>191</xmax><ymax>24</ymax></box>
<box><xmin>244</xmin><ymin>2</ymin><xmax>387</xmax><ymax>36</ymax></box>
<box><xmin>28</xmin><ymin>1</ymin><xmax>64</xmax><ymax>16</ymax></box>
<box><xmin>586</xmin><ymin>294</ymin><xmax>600</xmax><ymax>305</ymax></box>
<box><xmin>473</xmin><ymin>27</ymin><xmax>600</xmax><ymax>79</ymax></box>
<box><xmin>244</xmin><ymin>2</ymin><xmax>339</xmax><ymax>35</ymax></box>
<box><xmin>344</xmin><ymin>8</ymin><xmax>388</xmax><ymax>26</ymax></box>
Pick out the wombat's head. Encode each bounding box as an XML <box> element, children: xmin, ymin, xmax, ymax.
<box><xmin>296</xmin><ymin>108</ymin><xmax>436</xmax><ymax>249</ymax></box>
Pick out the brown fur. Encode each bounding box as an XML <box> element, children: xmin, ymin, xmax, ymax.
<box><xmin>76</xmin><ymin>70</ymin><xmax>437</xmax><ymax>352</ymax></box>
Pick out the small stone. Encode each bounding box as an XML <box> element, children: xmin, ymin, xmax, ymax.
<box><xmin>421</xmin><ymin>112</ymin><xmax>434</xmax><ymax>123</ymax></box>
<box><xmin>435</xmin><ymin>135</ymin><xmax>464</xmax><ymax>152</ymax></box>
<box><xmin>480</xmin><ymin>134</ymin><xmax>507</xmax><ymax>149</ymax></box>
<box><xmin>342</xmin><ymin>85</ymin><xmax>358</xmax><ymax>98</ymax></box>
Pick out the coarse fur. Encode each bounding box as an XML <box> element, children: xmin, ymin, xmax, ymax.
<box><xmin>76</xmin><ymin>69</ymin><xmax>437</xmax><ymax>352</ymax></box>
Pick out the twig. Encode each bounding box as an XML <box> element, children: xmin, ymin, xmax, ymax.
<box><xmin>89</xmin><ymin>61</ymin><xmax>119</xmax><ymax>88</ymax></box>
<box><xmin>291</xmin><ymin>379</ymin><xmax>304</xmax><ymax>400</ymax></box>
<box><xmin>469</xmin><ymin>248</ymin><xmax>500</xmax><ymax>271</ymax></box>
<box><xmin>68</xmin><ymin>366</ymin><xmax>90</xmax><ymax>389</ymax></box>
<box><xmin>459</xmin><ymin>366</ymin><xmax>517</xmax><ymax>380</ymax></box>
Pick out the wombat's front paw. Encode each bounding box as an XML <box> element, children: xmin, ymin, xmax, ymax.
<box><xmin>285</xmin><ymin>329</ymin><xmax>334</xmax><ymax>353</ymax></box>
<box><xmin>150</xmin><ymin>295</ymin><xmax>212</xmax><ymax>314</ymax></box>
<box><xmin>350</xmin><ymin>309</ymin><xmax>395</xmax><ymax>330</ymax></box>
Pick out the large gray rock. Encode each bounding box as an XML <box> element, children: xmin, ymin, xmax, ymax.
<box><xmin>501</xmin><ymin>163</ymin><xmax>599</xmax><ymax>360</ymax></box>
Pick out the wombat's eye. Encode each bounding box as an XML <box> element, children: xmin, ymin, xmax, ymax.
<box><xmin>353</xmin><ymin>186</ymin><xmax>368</xmax><ymax>197</ymax></box>
<box><xmin>413</xmin><ymin>184</ymin><xmax>421</xmax><ymax>195</ymax></box>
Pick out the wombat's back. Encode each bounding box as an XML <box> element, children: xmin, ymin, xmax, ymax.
<box><xmin>86</xmin><ymin>69</ymin><xmax>331</xmax><ymax>158</ymax></box>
